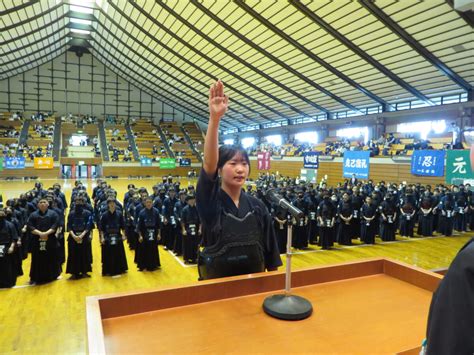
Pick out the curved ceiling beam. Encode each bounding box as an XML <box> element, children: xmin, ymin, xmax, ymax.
<box><xmin>2</xmin><ymin>13</ymin><xmax>68</xmax><ymax>46</ymax></box>
<box><xmin>122</xmin><ymin>1</ymin><xmax>296</xmax><ymax>120</ymax></box>
<box><xmin>93</xmin><ymin>23</ymin><xmax>252</xmax><ymax>126</ymax></box>
<box><xmin>189</xmin><ymin>0</ymin><xmax>362</xmax><ymax>114</ymax></box>
<box><xmin>234</xmin><ymin>0</ymin><xmax>391</xmax><ymax>108</ymax></box>
<box><xmin>106</xmin><ymin>2</ymin><xmax>284</xmax><ymax>122</ymax></box>
<box><xmin>94</xmin><ymin>9</ymin><xmax>275</xmax><ymax>125</ymax></box>
<box><xmin>90</xmin><ymin>46</ymin><xmax>234</xmax><ymax>128</ymax></box>
<box><xmin>156</xmin><ymin>0</ymin><xmax>329</xmax><ymax>115</ymax></box>
<box><xmin>2</xmin><ymin>2</ymin><xmax>64</xmax><ymax>32</ymax></box>
<box><xmin>0</xmin><ymin>47</ymin><xmax>67</xmax><ymax>80</ymax></box>
<box><xmin>1</xmin><ymin>35</ymin><xmax>67</xmax><ymax>68</ymax></box>
<box><xmin>0</xmin><ymin>0</ymin><xmax>40</xmax><ymax>17</ymax></box>
<box><xmin>360</xmin><ymin>0</ymin><xmax>472</xmax><ymax>92</ymax></box>
<box><xmin>1</xmin><ymin>26</ymin><xmax>67</xmax><ymax>56</ymax></box>
<box><xmin>91</xmin><ymin>31</ymin><xmax>248</xmax><ymax>126</ymax></box>
<box><xmin>92</xmin><ymin>49</ymin><xmax>232</xmax><ymax>129</ymax></box>
<box><xmin>288</xmin><ymin>0</ymin><xmax>435</xmax><ymax>107</ymax></box>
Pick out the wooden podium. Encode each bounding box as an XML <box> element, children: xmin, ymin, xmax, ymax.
<box><xmin>87</xmin><ymin>258</ymin><xmax>442</xmax><ymax>354</ymax></box>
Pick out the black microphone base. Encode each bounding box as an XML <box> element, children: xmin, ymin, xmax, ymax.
<box><xmin>262</xmin><ymin>294</ymin><xmax>313</xmax><ymax>321</ymax></box>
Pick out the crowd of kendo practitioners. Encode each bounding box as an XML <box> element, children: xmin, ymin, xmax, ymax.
<box><xmin>252</xmin><ymin>173</ymin><xmax>474</xmax><ymax>253</ymax></box>
<box><xmin>1</xmin><ymin>174</ymin><xmax>473</xmax><ymax>289</ymax></box>
<box><xmin>0</xmin><ymin>176</ymin><xmax>201</xmax><ymax>288</ymax></box>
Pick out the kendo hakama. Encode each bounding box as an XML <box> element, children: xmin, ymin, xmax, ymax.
<box><xmin>136</xmin><ymin>207</ymin><xmax>161</xmax><ymax>271</ymax></box>
<box><xmin>380</xmin><ymin>214</ymin><xmax>397</xmax><ymax>241</ymax></box>
<box><xmin>317</xmin><ymin>200</ymin><xmax>336</xmax><ymax>250</ymax></box>
<box><xmin>438</xmin><ymin>209</ymin><xmax>455</xmax><ymax>236</ymax></box>
<box><xmin>27</xmin><ymin>209</ymin><xmax>61</xmax><ymax>284</ymax></box>
<box><xmin>272</xmin><ymin>206</ymin><xmax>288</xmax><ymax>254</ymax></box>
<box><xmin>307</xmin><ymin>210</ymin><xmax>319</xmax><ymax>245</ymax></box>
<box><xmin>336</xmin><ymin>202</ymin><xmax>353</xmax><ymax>245</ymax></box>
<box><xmin>100</xmin><ymin>211</ymin><xmax>128</xmax><ymax>276</ymax></box>
<box><xmin>181</xmin><ymin>204</ymin><xmax>200</xmax><ymax>263</ymax></box>
<box><xmin>0</xmin><ymin>221</ymin><xmax>18</xmax><ymax>288</ymax></box>
<box><xmin>417</xmin><ymin>211</ymin><xmax>434</xmax><ymax>237</ymax></box>
<box><xmin>360</xmin><ymin>204</ymin><xmax>377</xmax><ymax>244</ymax></box>
<box><xmin>399</xmin><ymin>207</ymin><xmax>415</xmax><ymax>237</ymax></box>
<box><xmin>292</xmin><ymin>216</ymin><xmax>308</xmax><ymax>249</ymax></box>
<box><xmin>66</xmin><ymin>208</ymin><xmax>93</xmax><ymax>277</ymax></box>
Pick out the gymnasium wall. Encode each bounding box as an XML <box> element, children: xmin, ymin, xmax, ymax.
<box><xmin>0</xmin><ymin>52</ymin><xmax>185</xmax><ymax>122</ymax></box>
<box><xmin>248</xmin><ymin>159</ymin><xmax>444</xmax><ymax>186</ymax></box>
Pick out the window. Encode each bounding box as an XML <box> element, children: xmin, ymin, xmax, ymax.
<box><xmin>295</xmin><ymin>131</ymin><xmax>318</xmax><ymax>144</ymax></box>
<box><xmin>223</xmin><ymin>138</ymin><xmax>234</xmax><ymax>145</ymax></box>
<box><xmin>264</xmin><ymin>135</ymin><xmax>282</xmax><ymax>146</ymax></box>
<box><xmin>241</xmin><ymin>137</ymin><xmax>256</xmax><ymax>149</ymax></box>
<box><xmin>70</xmin><ymin>18</ymin><xmax>92</xmax><ymax>25</ymax></box>
<box><xmin>336</xmin><ymin>127</ymin><xmax>369</xmax><ymax>143</ymax></box>
<box><xmin>397</xmin><ymin>120</ymin><xmax>446</xmax><ymax>140</ymax></box>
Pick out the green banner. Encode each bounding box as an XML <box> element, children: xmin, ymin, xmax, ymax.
<box><xmin>445</xmin><ymin>150</ymin><xmax>473</xmax><ymax>183</ymax></box>
<box><xmin>0</xmin><ymin>157</ymin><xmax>3</xmax><ymax>171</ymax></box>
<box><xmin>159</xmin><ymin>158</ymin><xmax>176</xmax><ymax>169</ymax></box>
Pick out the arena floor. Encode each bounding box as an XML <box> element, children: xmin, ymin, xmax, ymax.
<box><xmin>0</xmin><ymin>178</ymin><xmax>472</xmax><ymax>354</ymax></box>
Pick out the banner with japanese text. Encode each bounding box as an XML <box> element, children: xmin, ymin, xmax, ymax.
<box><xmin>411</xmin><ymin>150</ymin><xmax>445</xmax><ymax>177</ymax></box>
<box><xmin>303</xmin><ymin>152</ymin><xmax>319</xmax><ymax>169</ymax></box>
<box><xmin>34</xmin><ymin>157</ymin><xmax>54</xmax><ymax>169</ymax></box>
<box><xmin>159</xmin><ymin>158</ymin><xmax>176</xmax><ymax>169</ymax></box>
<box><xmin>446</xmin><ymin>150</ymin><xmax>473</xmax><ymax>183</ymax></box>
<box><xmin>257</xmin><ymin>152</ymin><xmax>271</xmax><ymax>170</ymax></box>
<box><xmin>5</xmin><ymin>157</ymin><xmax>25</xmax><ymax>169</ymax></box>
<box><xmin>343</xmin><ymin>151</ymin><xmax>370</xmax><ymax>179</ymax></box>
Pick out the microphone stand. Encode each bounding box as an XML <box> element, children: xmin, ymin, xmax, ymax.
<box><xmin>262</xmin><ymin>195</ymin><xmax>313</xmax><ymax>320</ymax></box>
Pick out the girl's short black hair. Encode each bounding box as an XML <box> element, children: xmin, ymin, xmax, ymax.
<box><xmin>217</xmin><ymin>145</ymin><xmax>251</xmax><ymax>172</ymax></box>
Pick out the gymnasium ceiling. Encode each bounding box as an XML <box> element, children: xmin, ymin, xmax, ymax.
<box><xmin>1</xmin><ymin>0</ymin><xmax>473</xmax><ymax>130</ymax></box>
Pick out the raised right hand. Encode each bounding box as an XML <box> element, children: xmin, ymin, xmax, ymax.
<box><xmin>209</xmin><ymin>80</ymin><xmax>229</xmax><ymax>121</ymax></box>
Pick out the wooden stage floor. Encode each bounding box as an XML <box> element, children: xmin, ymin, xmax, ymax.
<box><xmin>0</xmin><ymin>179</ymin><xmax>472</xmax><ymax>354</ymax></box>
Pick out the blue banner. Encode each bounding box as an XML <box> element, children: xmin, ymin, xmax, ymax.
<box><xmin>140</xmin><ymin>157</ymin><xmax>152</xmax><ymax>166</ymax></box>
<box><xmin>303</xmin><ymin>152</ymin><xmax>319</xmax><ymax>169</ymax></box>
<box><xmin>343</xmin><ymin>151</ymin><xmax>370</xmax><ymax>179</ymax></box>
<box><xmin>179</xmin><ymin>158</ymin><xmax>191</xmax><ymax>167</ymax></box>
<box><xmin>411</xmin><ymin>150</ymin><xmax>445</xmax><ymax>177</ymax></box>
<box><xmin>5</xmin><ymin>157</ymin><xmax>25</xmax><ymax>169</ymax></box>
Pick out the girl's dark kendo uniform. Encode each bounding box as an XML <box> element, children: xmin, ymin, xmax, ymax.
<box><xmin>196</xmin><ymin>170</ymin><xmax>282</xmax><ymax>280</ymax></box>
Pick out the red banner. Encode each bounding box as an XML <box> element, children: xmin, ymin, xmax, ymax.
<box><xmin>257</xmin><ymin>152</ymin><xmax>271</xmax><ymax>170</ymax></box>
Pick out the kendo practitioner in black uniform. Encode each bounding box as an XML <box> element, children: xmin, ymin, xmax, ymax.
<box><xmin>272</xmin><ymin>203</ymin><xmax>288</xmax><ymax>254</ymax></box>
<box><xmin>317</xmin><ymin>192</ymin><xmax>336</xmax><ymax>250</ymax></box>
<box><xmin>136</xmin><ymin>197</ymin><xmax>161</xmax><ymax>271</ymax></box>
<box><xmin>99</xmin><ymin>198</ymin><xmax>128</xmax><ymax>276</ymax></box>
<box><xmin>196</xmin><ymin>80</ymin><xmax>282</xmax><ymax>280</ymax></box>
<box><xmin>306</xmin><ymin>189</ymin><xmax>319</xmax><ymax>245</ymax></box>
<box><xmin>379</xmin><ymin>193</ymin><xmax>397</xmax><ymax>242</ymax></box>
<box><xmin>27</xmin><ymin>198</ymin><xmax>60</xmax><ymax>284</ymax></box>
<box><xmin>181</xmin><ymin>194</ymin><xmax>201</xmax><ymax>264</ymax></box>
<box><xmin>292</xmin><ymin>190</ymin><xmax>309</xmax><ymax>250</ymax></box>
<box><xmin>399</xmin><ymin>189</ymin><xmax>416</xmax><ymax>238</ymax></box>
<box><xmin>172</xmin><ymin>191</ymin><xmax>187</xmax><ymax>256</ymax></box>
<box><xmin>5</xmin><ymin>206</ymin><xmax>23</xmax><ymax>279</ymax></box>
<box><xmin>350</xmin><ymin>187</ymin><xmax>364</xmax><ymax>240</ymax></box>
<box><xmin>46</xmin><ymin>194</ymin><xmax>66</xmax><ymax>265</ymax></box>
<box><xmin>337</xmin><ymin>192</ymin><xmax>353</xmax><ymax>245</ymax></box>
<box><xmin>162</xmin><ymin>189</ymin><xmax>179</xmax><ymax>251</ymax></box>
<box><xmin>454</xmin><ymin>186</ymin><xmax>468</xmax><ymax>233</ymax></box>
<box><xmin>125</xmin><ymin>192</ymin><xmax>140</xmax><ymax>250</ymax></box>
<box><xmin>66</xmin><ymin>197</ymin><xmax>93</xmax><ymax>279</ymax></box>
<box><xmin>0</xmin><ymin>209</ymin><xmax>18</xmax><ymax>288</ymax></box>
<box><xmin>438</xmin><ymin>192</ymin><xmax>456</xmax><ymax>237</ymax></box>
<box><xmin>360</xmin><ymin>196</ymin><xmax>377</xmax><ymax>244</ymax></box>
<box><xmin>425</xmin><ymin>238</ymin><xmax>474</xmax><ymax>354</ymax></box>
<box><xmin>417</xmin><ymin>191</ymin><xmax>434</xmax><ymax>237</ymax></box>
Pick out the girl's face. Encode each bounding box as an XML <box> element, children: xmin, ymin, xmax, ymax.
<box><xmin>220</xmin><ymin>152</ymin><xmax>249</xmax><ymax>188</ymax></box>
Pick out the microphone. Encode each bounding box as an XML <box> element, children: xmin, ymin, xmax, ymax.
<box><xmin>264</xmin><ymin>189</ymin><xmax>304</xmax><ymax>218</ymax></box>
